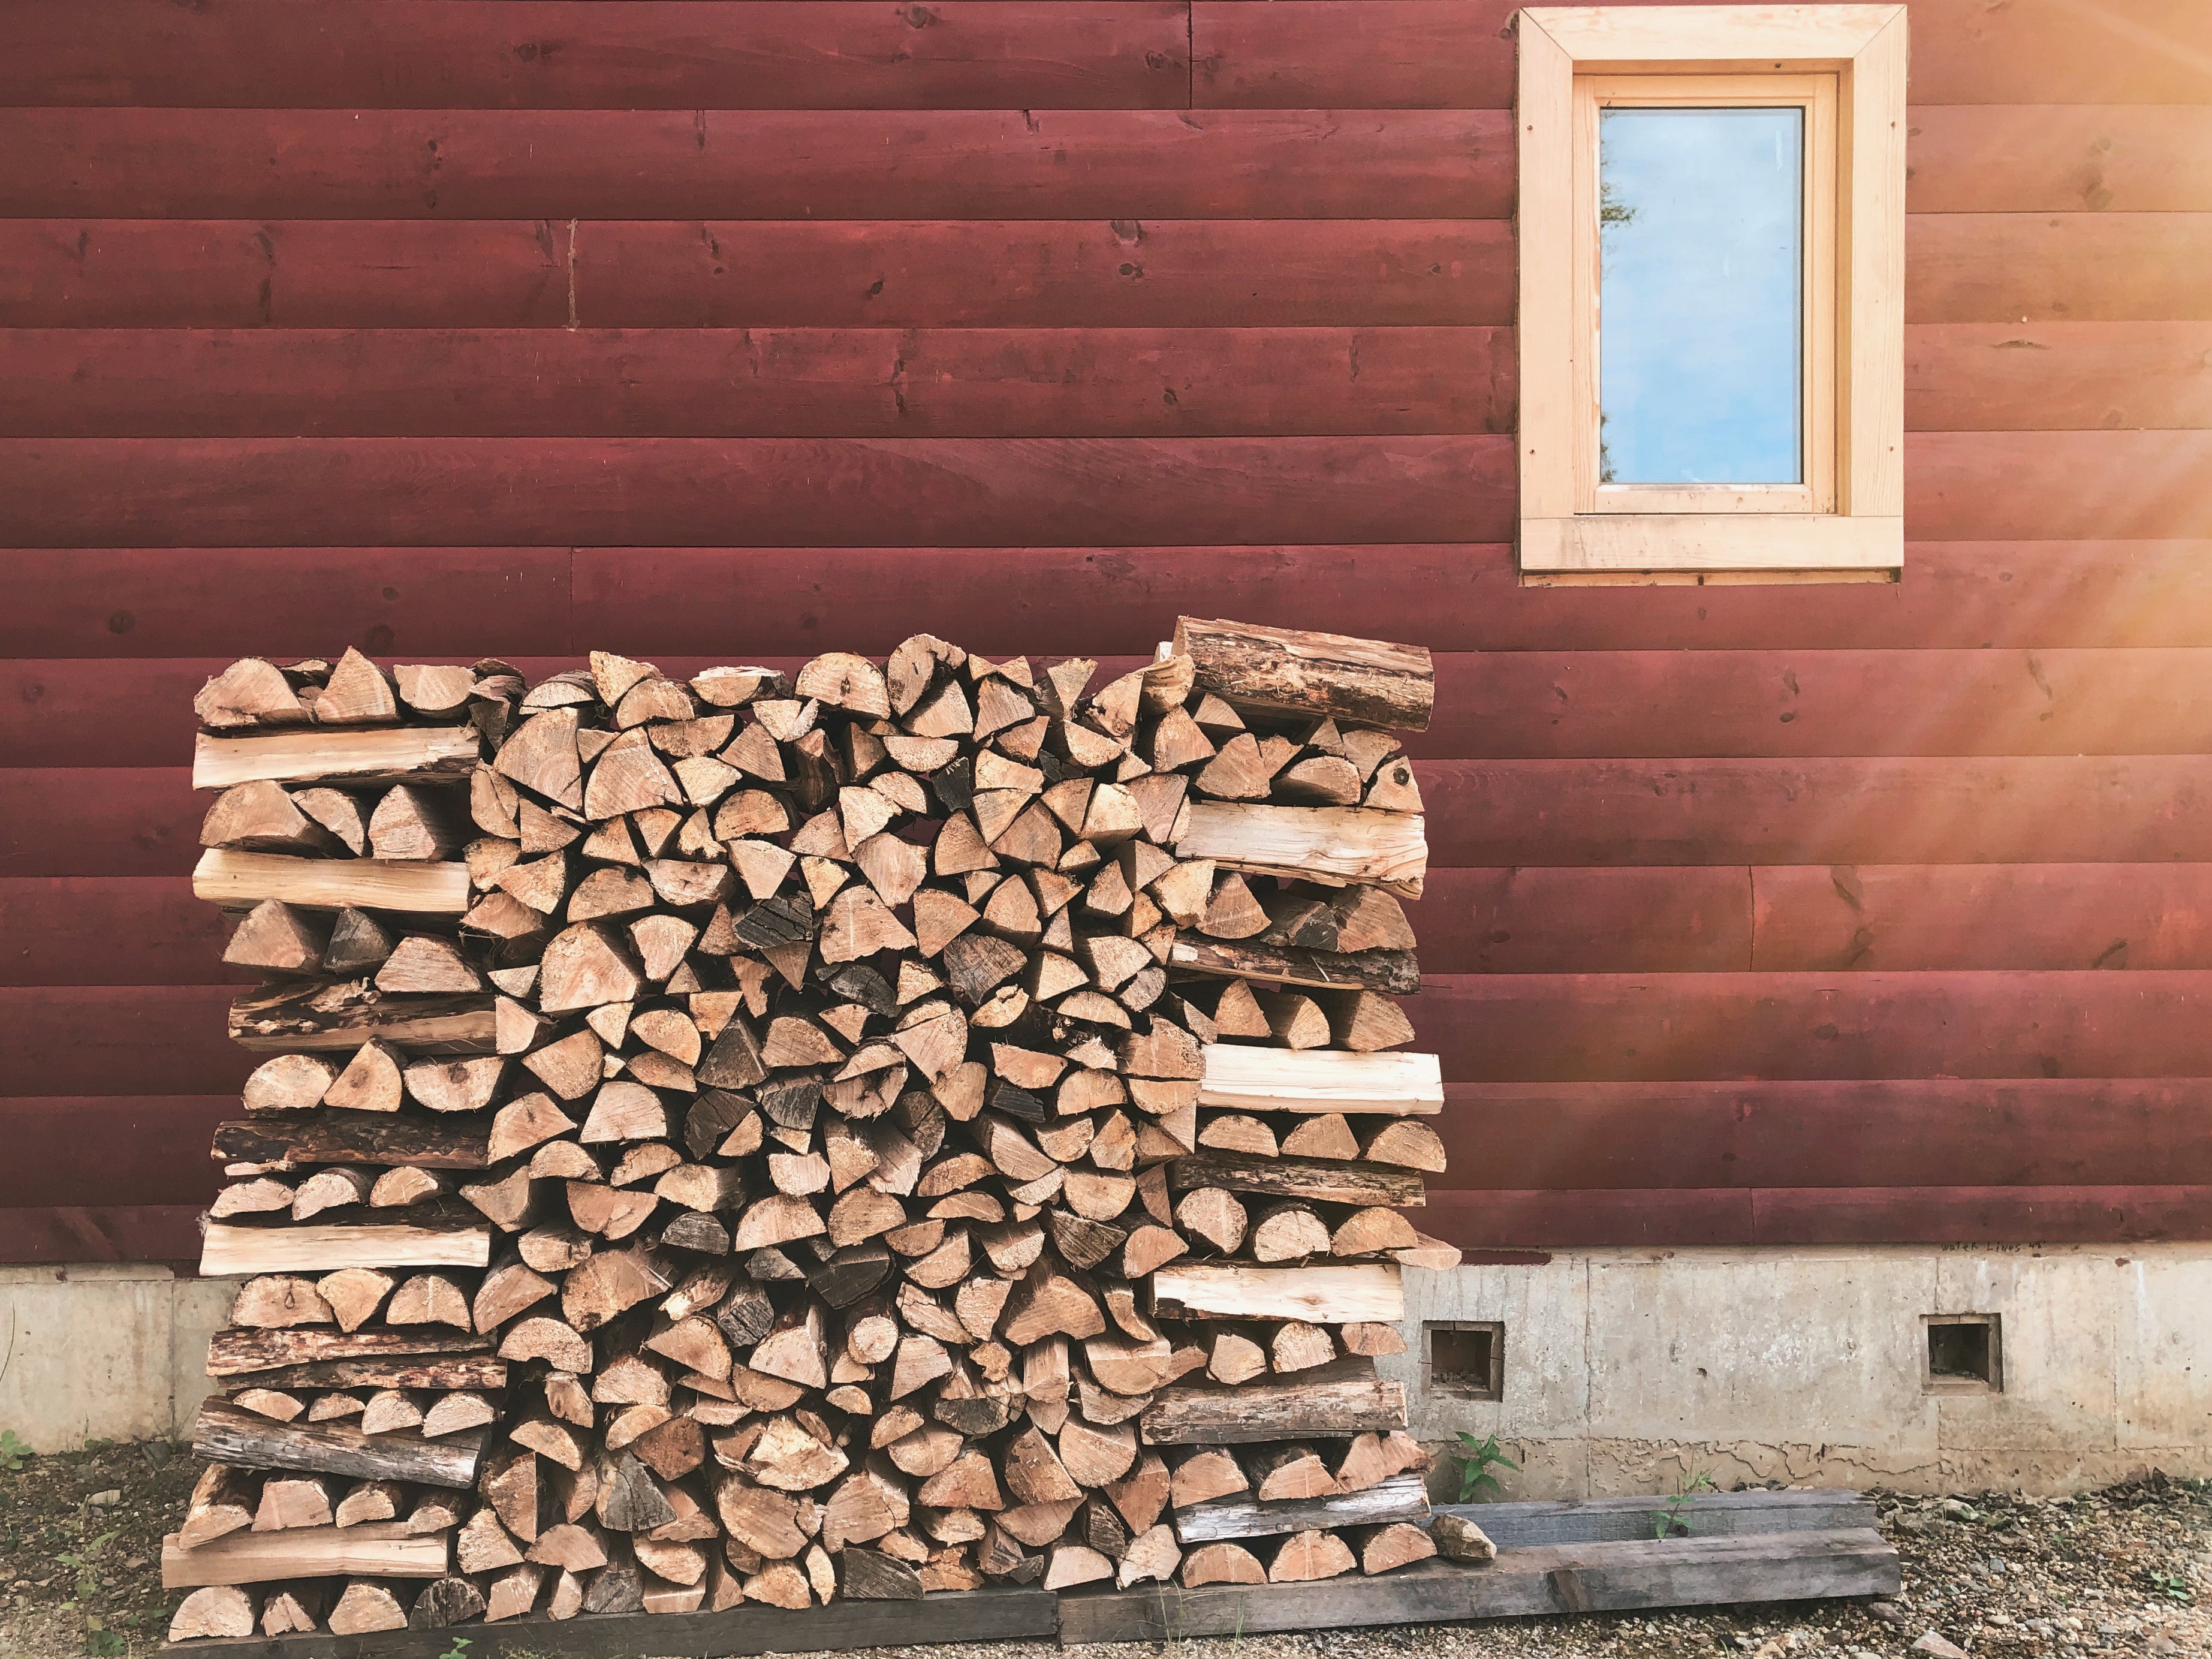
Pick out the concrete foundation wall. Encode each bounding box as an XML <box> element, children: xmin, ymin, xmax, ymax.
<box><xmin>0</xmin><ymin>1265</ymin><xmax>232</xmax><ymax>1452</ymax></box>
<box><xmin>1385</xmin><ymin>1244</ymin><xmax>2212</xmax><ymax>1497</ymax></box>
<box><xmin>3</xmin><ymin>1246</ymin><xmax>2206</xmax><ymax>1495</ymax></box>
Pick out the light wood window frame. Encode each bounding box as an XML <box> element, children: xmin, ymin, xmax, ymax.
<box><xmin>1517</xmin><ymin>4</ymin><xmax>1907</xmax><ymax>582</ymax></box>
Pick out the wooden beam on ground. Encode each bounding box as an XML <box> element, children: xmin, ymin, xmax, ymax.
<box><xmin>1056</xmin><ymin>1529</ymin><xmax>1901</xmax><ymax>1641</ymax></box>
<box><xmin>193</xmin><ymin>848</ymin><xmax>471</xmax><ymax>916</ymax></box>
<box><xmin>1176</xmin><ymin>1473</ymin><xmax>1431</xmax><ymax>1544</ymax></box>
<box><xmin>193</xmin><ymin>726</ymin><xmax>481</xmax><ymax>792</ymax></box>
<box><xmin>1150</xmin><ymin>1263</ymin><xmax>1405</xmax><ymax>1324</ymax></box>
<box><xmin>200</xmin><ymin>1221</ymin><xmax>491</xmax><ymax>1276</ymax></box>
<box><xmin>1173</xmin><ymin>802</ymin><xmax>1427</xmax><ymax>899</ymax></box>
<box><xmin>191</xmin><ymin>1399</ymin><xmax>486</xmax><ymax>1491</ymax></box>
<box><xmin>1169</xmin><ymin>935</ymin><xmax>1420</xmax><ymax>996</ymax></box>
<box><xmin>228</xmin><ymin>981</ymin><xmax>495</xmax><ymax>1054</ymax></box>
<box><xmin>155</xmin><ymin>1582</ymin><xmax>1059</xmax><ymax>1657</ymax></box>
<box><xmin>1198</xmin><ymin>1046</ymin><xmax>1443</xmax><ymax>1116</ymax></box>
<box><xmin>161</xmin><ymin>1521</ymin><xmax>448</xmax><ymax>1588</ymax></box>
<box><xmin>1445</xmin><ymin>1490</ymin><xmax>1879</xmax><ymax>1549</ymax></box>
<box><xmin>1140</xmin><ymin>1358</ymin><xmax>1406</xmax><ymax>1446</ymax></box>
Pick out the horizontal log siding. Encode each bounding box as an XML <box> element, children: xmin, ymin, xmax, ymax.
<box><xmin>2</xmin><ymin>0</ymin><xmax>2207</xmax><ymax>1258</ymax></box>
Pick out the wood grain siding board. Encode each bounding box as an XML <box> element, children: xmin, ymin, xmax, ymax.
<box><xmin>19</xmin><ymin>541</ymin><xmax>2212</xmax><ymax>663</ymax></box>
<box><xmin>1423</xmin><ymin>1188</ymin><xmax>2212</xmax><ymax>1249</ymax></box>
<box><xmin>1907</xmin><ymin>323</ymin><xmax>2212</xmax><ymax>432</ymax></box>
<box><xmin>0</xmin><ymin>1</ymin><xmax>1194</xmax><ymax>110</ymax></box>
<box><xmin>1191</xmin><ymin>0</ymin><xmax>2212</xmax><ymax>109</ymax></box>
<box><xmin>1</xmin><ymin>433</ymin><xmax>2207</xmax><ymax>548</ymax></box>
<box><xmin>1435</xmin><ymin>868</ymin><xmax>1756</xmax><ymax>974</ymax></box>
<box><xmin>1423</xmin><ymin>757</ymin><xmax>2212</xmax><ymax>869</ymax></box>
<box><xmin>1911</xmin><ymin>432</ymin><xmax>2212</xmax><ymax>540</ymax></box>
<box><xmin>0</xmin><ymin>110</ymin><xmax>1515</xmax><ymax>221</ymax></box>
<box><xmin>1751</xmin><ymin>863</ymin><xmax>2212</xmax><ymax>971</ymax></box>
<box><xmin>1431</xmin><ymin>1080</ymin><xmax>2212</xmax><ymax>1191</ymax></box>
<box><xmin>1433</xmin><ymin>865</ymin><xmax>2212</xmax><ymax>975</ymax></box>
<box><xmin>0</xmin><ymin>878</ymin><xmax>232</xmax><ymax>987</ymax></box>
<box><xmin>11</xmin><ymin>106</ymin><xmax>2207</xmax><ymax>222</ymax></box>
<box><xmin>1</xmin><ymin>985</ymin><xmax>250</xmax><ymax>1097</ymax></box>
<box><xmin>0</xmin><ymin>222</ymin><xmax>571</xmax><ymax>330</ymax></box>
<box><xmin>1403</xmin><ymin>972</ymin><xmax>2212</xmax><ymax>1085</ymax></box>
<box><xmin>0</xmin><ymin>547</ymin><xmax>577</xmax><ymax>662</ymax></box>
<box><xmin>22</xmin><ymin>323</ymin><xmax>2212</xmax><ymax>442</ymax></box>
<box><xmin>0</xmin><ymin>1098</ymin><xmax>230</xmax><ymax>1207</ymax></box>
<box><xmin>563</xmin><ymin>541</ymin><xmax>2212</xmax><ymax>658</ymax></box>
<box><xmin>0</xmin><ymin>1205</ymin><xmax>206</xmax><ymax>1265</ymax></box>
<box><xmin>0</xmin><ymin>437</ymin><xmax>1520</xmax><ymax>549</ymax></box>
<box><xmin>1</xmin><ymin>769</ymin><xmax>204</xmax><ymax>878</ymax></box>
<box><xmin>0</xmin><ymin>328</ymin><xmax>1517</xmax><ymax>441</ymax></box>
<box><xmin>16</xmin><ymin>216</ymin><xmax>2205</xmax><ymax>332</ymax></box>
<box><xmin>572</xmin><ymin>221</ymin><xmax>1512</xmax><ymax>330</ymax></box>
<box><xmin>1905</xmin><ymin>107</ymin><xmax>2212</xmax><ymax>213</ymax></box>
<box><xmin>1910</xmin><ymin>215</ymin><xmax>2212</xmax><ymax>323</ymax></box>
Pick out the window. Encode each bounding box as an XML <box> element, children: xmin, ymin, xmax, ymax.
<box><xmin>1516</xmin><ymin>5</ymin><xmax>1906</xmax><ymax>581</ymax></box>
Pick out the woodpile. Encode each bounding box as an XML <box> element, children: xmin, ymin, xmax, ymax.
<box><xmin>167</xmin><ymin>619</ymin><xmax>1452</xmax><ymax>1640</ymax></box>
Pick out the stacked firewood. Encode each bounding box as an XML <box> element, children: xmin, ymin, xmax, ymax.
<box><xmin>166</xmin><ymin>619</ymin><xmax>1450</xmax><ymax>1642</ymax></box>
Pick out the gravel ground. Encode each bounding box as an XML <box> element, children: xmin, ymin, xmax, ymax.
<box><xmin>0</xmin><ymin>1441</ymin><xmax>2199</xmax><ymax>1658</ymax></box>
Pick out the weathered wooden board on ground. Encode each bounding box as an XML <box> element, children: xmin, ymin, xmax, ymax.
<box><xmin>161</xmin><ymin>1522</ymin><xmax>447</xmax><ymax>1588</ymax></box>
<box><xmin>1056</xmin><ymin>1528</ymin><xmax>1900</xmax><ymax>1641</ymax></box>
<box><xmin>156</xmin><ymin>1583</ymin><xmax>1060</xmax><ymax>1657</ymax></box>
<box><xmin>1443</xmin><ymin>1490</ymin><xmax>1880</xmax><ymax>1549</ymax></box>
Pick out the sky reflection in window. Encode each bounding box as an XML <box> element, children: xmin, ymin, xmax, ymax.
<box><xmin>1599</xmin><ymin>106</ymin><xmax>1804</xmax><ymax>486</ymax></box>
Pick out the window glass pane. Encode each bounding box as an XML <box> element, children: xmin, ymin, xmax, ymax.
<box><xmin>1598</xmin><ymin>106</ymin><xmax>1804</xmax><ymax>486</ymax></box>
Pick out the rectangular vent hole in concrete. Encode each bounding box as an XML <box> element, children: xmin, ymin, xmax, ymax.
<box><xmin>1924</xmin><ymin>1313</ymin><xmax>2003</xmax><ymax>1393</ymax></box>
<box><xmin>1426</xmin><ymin>1320</ymin><xmax>1505</xmax><ymax>1400</ymax></box>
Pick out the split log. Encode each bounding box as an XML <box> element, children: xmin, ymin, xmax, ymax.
<box><xmin>1198</xmin><ymin>1046</ymin><xmax>1443</xmax><ymax>1115</ymax></box>
<box><xmin>1174</xmin><ymin>617</ymin><xmax>1434</xmax><ymax>733</ymax></box>
<box><xmin>1267</xmin><ymin>1528</ymin><xmax>1358</xmax><ymax>1583</ymax></box>
<box><xmin>169</xmin><ymin>1586</ymin><xmax>257</xmax><ymax>1639</ymax></box>
<box><xmin>162</xmin><ymin>1520</ymin><xmax>448</xmax><ymax>1587</ymax></box>
<box><xmin>1139</xmin><ymin>1359</ymin><xmax>1408</xmax><ymax>1446</ymax></box>
<box><xmin>192</xmin><ymin>1399</ymin><xmax>487</xmax><ymax>1491</ymax></box>
<box><xmin>1174</xmin><ymin>1473</ymin><xmax>1432</xmax><ymax>1546</ymax></box>
<box><xmin>1150</xmin><ymin>1264</ymin><xmax>1405</xmax><ymax>1326</ymax></box>
<box><xmin>1174</xmin><ymin>803</ymin><xmax>1426</xmax><ymax>900</ymax></box>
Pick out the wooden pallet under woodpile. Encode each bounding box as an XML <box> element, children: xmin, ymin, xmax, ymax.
<box><xmin>162</xmin><ymin>1490</ymin><xmax>1898</xmax><ymax>1654</ymax></box>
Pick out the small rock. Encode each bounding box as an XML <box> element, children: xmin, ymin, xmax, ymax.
<box><xmin>86</xmin><ymin>1488</ymin><xmax>120</xmax><ymax>1507</ymax></box>
<box><xmin>1869</xmin><ymin>1601</ymin><xmax>1908</xmax><ymax>1627</ymax></box>
<box><xmin>1430</xmin><ymin>1515</ymin><xmax>1497</xmax><ymax>1564</ymax></box>
<box><xmin>1912</xmin><ymin>1634</ymin><xmax>1970</xmax><ymax>1659</ymax></box>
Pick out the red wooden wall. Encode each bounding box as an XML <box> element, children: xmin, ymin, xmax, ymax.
<box><xmin>4</xmin><ymin>0</ymin><xmax>2211</xmax><ymax>1263</ymax></box>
